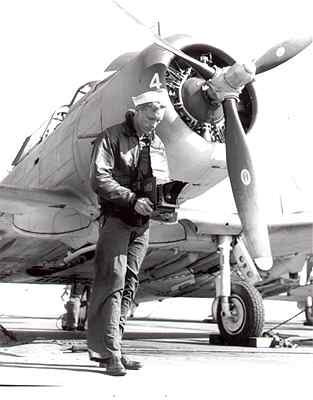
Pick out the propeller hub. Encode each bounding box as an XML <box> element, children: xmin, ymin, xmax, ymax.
<box><xmin>181</xmin><ymin>77</ymin><xmax>224</xmax><ymax>124</ymax></box>
<box><xmin>205</xmin><ymin>63</ymin><xmax>256</xmax><ymax>103</ymax></box>
<box><xmin>224</xmin><ymin>62</ymin><xmax>256</xmax><ymax>89</ymax></box>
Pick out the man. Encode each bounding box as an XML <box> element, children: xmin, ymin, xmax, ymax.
<box><xmin>87</xmin><ymin>89</ymin><xmax>169</xmax><ymax>376</ymax></box>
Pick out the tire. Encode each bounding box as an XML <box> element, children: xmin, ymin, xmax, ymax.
<box><xmin>61</xmin><ymin>297</ymin><xmax>80</xmax><ymax>330</ymax></box>
<box><xmin>217</xmin><ymin>280</ymin><xmax>264</xmax><ymax>345</ymax></box>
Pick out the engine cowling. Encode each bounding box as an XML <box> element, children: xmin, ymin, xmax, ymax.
<box><xmin>162</xmin><ymin>36</ymin><xmax>257</xmax><ymax>143</ymax></box>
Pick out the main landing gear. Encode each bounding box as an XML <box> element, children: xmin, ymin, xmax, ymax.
<box><xmin>217</xmin><ymin>280</ymin><xmax>264</xmax><ymax>344</ymax></box>
<box><xmin>304</xmin><ymin>256</ymin><xmax>313</xmax><ymax>326</ymax></box>
<box><xmin>214</xmin><ymin>236</ymin><xmax>265</xmax><ymax>345</ymax></box>
<box><xmin>61</xmin><ymin>283</ymin><xmax>90</xmax><ymax>331</ymax></box>
<box><xmin>304</xmin><ymin>295</ymin><xmax>313</xmax><ymax>326</ymax></box>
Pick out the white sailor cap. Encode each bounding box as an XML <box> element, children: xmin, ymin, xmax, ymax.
<box><xmin>132</xmin><ymin>89</ymin><xmax>168</xmax><ymax>108</ymax></box>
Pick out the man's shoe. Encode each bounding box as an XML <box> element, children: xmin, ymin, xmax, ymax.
<box><xmin>121</xmin><ymin>355</ymin><xmax>143</xmax><ymax>370</ymax></box>
<box><xmin>104</xmin><ymin>356</ymin><xmax>127</xmax><ymax>376</ymax></box>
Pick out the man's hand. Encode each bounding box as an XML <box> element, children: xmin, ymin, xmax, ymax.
<box><xmin>134</xmin><ymin>197</ymin><xmax>154</xmax><ymax>216</ymax></box>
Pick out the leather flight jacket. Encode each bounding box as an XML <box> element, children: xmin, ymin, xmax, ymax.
<box><xmin>90</xmin><ymin>111</ymin><xmax>169</xmax><ymax>226</ymax></box>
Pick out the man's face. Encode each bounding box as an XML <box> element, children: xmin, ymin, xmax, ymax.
<box><xmin>136</xmin><ymin>103</ymin><xmax>166</xmax><ymax>135</ymax></box>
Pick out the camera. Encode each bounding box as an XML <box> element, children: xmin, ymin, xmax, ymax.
<box><xmin>135</xmin><ymin>178</ymin><xmax>186</xmax><ymax>223</ymax></box>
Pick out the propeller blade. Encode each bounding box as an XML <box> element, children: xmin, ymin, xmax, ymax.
<box><xmin>113</xmin><ymin>0</ymin><xmax>215</xmax><ymax>79</ymax></box>
<box><xmin>223</xmin><ymin>98</ymin><xmax>272</xmax><ymax>271</ymax></box>
<box><xmin>154</xmin><ymin>38</ymin><xmax>215</xmax><ymax>80</ymax></box>
<box><xmin>255</xmin><ymin>36</ymin><xmax>312</xmax><ymax>74</ymax></box>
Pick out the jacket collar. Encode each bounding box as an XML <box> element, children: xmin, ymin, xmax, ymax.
<box><xmin>123</xmin><ymin>110</ymin><xmax>137</xmax><ymax>137</ymax></box>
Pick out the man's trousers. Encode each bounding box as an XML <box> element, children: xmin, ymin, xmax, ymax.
<box><xmin>87</xmin><ymin>216</ymin><xmax>149</xmax><ymax>360</ymax></box>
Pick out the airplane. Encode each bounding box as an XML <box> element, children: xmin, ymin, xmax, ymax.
<box><xmin>0</xmin><ymin>2</ymin><xmax>312</xmax><ymax>345</ymax></box>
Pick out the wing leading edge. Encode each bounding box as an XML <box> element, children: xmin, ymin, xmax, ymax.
<box><xmin>0</xmin><ymin>184</ymin><xmax>92</xmax><ymax>215</ymax></box>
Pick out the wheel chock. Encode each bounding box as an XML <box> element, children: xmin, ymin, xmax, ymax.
<box><xmin>209</xmin><ymin>334</ymin><xmax>273</xmax><ymax>347</ymax></box>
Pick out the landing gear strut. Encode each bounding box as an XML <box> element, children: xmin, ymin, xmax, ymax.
<box><xmin>215</xmin><ymin>236</ymin><xmax>265</xmax><ymax>345</ymax></box>
<box><xmin>304</xmin><ymin>296</ymin><xmax>313</xmax><ymax>326</ymax></box>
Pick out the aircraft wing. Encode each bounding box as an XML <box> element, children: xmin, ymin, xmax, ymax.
<box><xmin>0</xmin><ymin>184</ymin><xmax>91</xmax><ymax>215</ymax></box>
<box><xmin>171</xmin><ymin>207</ymin><xmax>313</xmax><ymax>257</ymax></box>
<box><xmin>0</xmin><ymin>184</ymin><xmax>311</xmax><ymax>300</ymax></box>
<box><xmin>136</xmin><ymin>210</ymin><xmax>313</xmax><ymax>301</ymax></box>
<box><xmin>151</xmin><ymin>209</ymin><xmax>313</xmax><ymax>257</ymax></box>
<box><xmin>268</xmin><ymin>215</ymin><xmax>313</xmax><ymax>258</ymax></box>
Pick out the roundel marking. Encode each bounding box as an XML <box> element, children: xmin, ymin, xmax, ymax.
<box><xmin>241</xmin><ymin>169</ymin><xmax>251</xmax><ymax>186</ymax></box>
<box><xmin>276</xmin><ymin>46</ymin><xmax>286</xmax><ymax>58</ymax></box>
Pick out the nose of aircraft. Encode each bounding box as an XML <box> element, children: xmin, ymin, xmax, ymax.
<box><xmin>112</xmin><ymin>0</ymin><xmax>312</xmax><ymax>271</ymax></box>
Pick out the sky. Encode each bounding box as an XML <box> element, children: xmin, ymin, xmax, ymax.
<box><xmin>0</xmin><ymin>0</ymin><xmax>312</xmax><ymax>213</ymax></box>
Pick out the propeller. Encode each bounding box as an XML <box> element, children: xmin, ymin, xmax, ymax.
<box><xmin>255</xmin><ymin>37</ymin><xmax>312</xmax><ymax>74</ymax></box>
<box><xmin>223</xmin><ymin>97</ymin><xmax>272</xmax><ymax>270</ymax></box>
<box><xmin>113</xmin><ymin>1</ymin><xmax>311</xmax><ymax>77</ymax></box>
<box><xmin>112</xmin><ymin>0</ymin><xmax>216</xmax><ymax>80</ymax></box>
<box><xmin>113</xmin><ymin>0</ymin><xmax>312</xmax><ymax>271</ymax></box>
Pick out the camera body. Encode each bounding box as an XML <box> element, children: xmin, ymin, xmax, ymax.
<box><xmin>133</xmin><ymin>178</ymin><xmax>186</xmax><ymax>223</ymax></box>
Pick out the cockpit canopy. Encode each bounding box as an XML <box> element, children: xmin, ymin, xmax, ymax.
<box><xmin>12</xmin><ymin>81</ymin><xmax>99</xmax><ymax>166</ymax></box>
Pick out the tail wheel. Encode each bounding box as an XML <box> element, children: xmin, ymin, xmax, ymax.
<box><xmin>217</xmin><ymin>280</ymin><xmax>264</xmax><ymax>345</ymax></box>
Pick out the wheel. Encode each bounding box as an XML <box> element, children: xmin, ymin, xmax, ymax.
<box><xmin>217</xmin><ymin>280</ymin><xmax>264</xmax><ymax>345</ymax></box>
<box><xmin>61</xmin><ymin>297</ymin><xmax>80</xmax><ymax>330</ymax></box>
